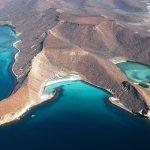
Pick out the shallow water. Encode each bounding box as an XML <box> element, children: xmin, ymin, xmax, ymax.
<box><xmin>0</xmin><ymin>25</ymin><xmax>19</xmax><ymax>100</ymax></box>
<box><xmin>0</xmin><ymin>81</ymin><xmax>150</xmax><ymax>150</ymax></box>
<box><xmin>44</xmin><ymin>80</ymin><xmax>80</xmax><ymax>94</ymax></box>
<box><xmin>117</xmin><ymin>61</ymin><xmax>150</xmax><ymax>86</ymax></box>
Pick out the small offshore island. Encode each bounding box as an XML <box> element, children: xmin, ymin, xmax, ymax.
<box><xmin>0</xmin><ymin>0</ymin><xmax>150</xmax><ymax>150</ymax></box>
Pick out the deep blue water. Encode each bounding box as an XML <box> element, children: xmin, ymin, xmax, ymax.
<box><xmin>0</xmin><ymin>81</ymin><xmax>150</xmax><ymax>150</ymax></box>
<box><xmin>117</xmin><ymin>61</ymin><xmax>150</xmax><ymax>87</ymax></box>
<box><xmin>0</xmin><ymin>25</ymin><xmax>19</xmax><ymax>100</ymax></box>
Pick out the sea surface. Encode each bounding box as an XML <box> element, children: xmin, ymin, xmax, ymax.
<box><xmin>0</xmin><ymin>81</ymin><xmax>150</xmax><ymax>150</ymax></box>
<box><xmin>0</xmin><ymin>25</ymin><xmax>19</xmax><ymax>100</ymax></box>
<box><xmin>117</xmin><ymin>61</ymin><xmax>150</xmax><ymax>87</ymax></box>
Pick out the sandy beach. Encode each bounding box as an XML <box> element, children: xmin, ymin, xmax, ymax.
<box><xmin>110</xmin><ymin>57</ymin><xmax>127</xmax><ymax>64</ymax></box>
<box><xmin>45</xmin><ymin>75</ymin><xmax>82</xmax><ymax>86</ymax></box>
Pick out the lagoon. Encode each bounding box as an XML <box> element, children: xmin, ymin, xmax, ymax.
<box><xmin>117</xmin><ymin>61</ymin><xmax>150</xmax><ymax>87</ymax></box>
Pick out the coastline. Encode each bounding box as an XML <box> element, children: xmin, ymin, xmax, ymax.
<box><xmin>0</xmin><ymin>93</ymin><xmax>55</xmax><ymax>126</ymax></box>
<box><xmin>0</xmin><ymin>24</ymin><xmax>149</xmax><ymax>125</ymax></box>
<box><xmin>111</xmin><ymin>57</ymin><xmax>150</xmax><ymax>67</ymax></box>
<box><xmin>110</xmin><ymin>57</ymin><xmax>127</xmax><ymax>64</ymax></box>
<box><xmin>0</xmin><ymin>73</ymin><xmax>149</xmax><ymax>125</ymax></box>
<box><xmin>0</xmin><ymin>21</ymin><xmax>21</xmax><ymax>35</ymax></box>
<box><xmin>0</xmin><ymin>25</ymin><xmax>84</xmax><ymax>126</ymax></box>
<box><xmin>0</xmin><ymin>75</ymin><xmax>81</xmax><ymax>126</ymax></box>
<box><xmin>83</xmin><ymin>79</ymin><xmax>113</xmax><ymax>95</ymax></box>
<box><xmin>0</xmin><ymin>71</ymin><xmax>112</xmax><ymax>126</ymax></box>
<box><xmin>0</xmin><ymin>102</ymin><xmax>34</xmax><ymax>126</ymax></box>
<box><xmin>12</xmin><ymin>40</ymin><xmax>21</xmax><ymax>79</ymax></box>
<box><xmin>0</xmin><ymin>72</ymin><xmax>115</xmax><ymax>126</ymax></box>
<box><xmin>0</xmin><ymin>21</ymin><xmax>13</xmax><ymax>27</ymax></box>
<box><xmin>45</xmin><ymin>75</ymin><xmax>82</xmax><ymax>86</ymax></box>
<box><xmin>0</xmin><ymin>25</ymin><xmax>21</xmax><ymax>101</ymax></box>
<box><xmin>109</xmin><ymin>97</ymin><xmax>132</xmax><ymax>113</ymax></box>
<box><xmin>109</xmin><ymin>97</ymin><xmax>150</xmax><ymax>119</ymax></box>
<box><xmin>0</xmin><ymin>24</ymin><xmax>27</xmax><ymax>125</ymax></box>
<box><xmin>0</xmin><ymin>22</ymin><xmax>21</xmax><ymax>80</ymax></box>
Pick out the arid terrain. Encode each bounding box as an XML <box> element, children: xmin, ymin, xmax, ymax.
<box><xmin>0</xmin><ymin>0</ymin><xmax>150</xmax><ymax>124</ymax></box>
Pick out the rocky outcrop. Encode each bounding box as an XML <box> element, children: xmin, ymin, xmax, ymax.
<box><xmin>120</xmin><ymin>81</ymin><xmax>149</xmax><ymax>113</ymax></box>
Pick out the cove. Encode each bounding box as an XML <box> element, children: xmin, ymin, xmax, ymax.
<box><xmin>0</xmin><ymin>81</ymin><xmax>150</xmax><ymax>150</ymax></box>
<box><xmin>0</xmin><ymin>25</ymin><xmax>19</xmax><ymax>100</ymax></box>
<box><xmin>117</xmin><ymin>61</ymin><xmax>150</xmax><ymax>87</ymax></box>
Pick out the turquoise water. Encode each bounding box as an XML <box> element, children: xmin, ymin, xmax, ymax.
<box><xmin>0</xmin><ymin>25</ymin><xmax>19</xmax><ymax>100</ymax></box>
<box><xmin>117</xmin><ymin>61</ymin><xmax>150</xmax><ymax>86</ymax></box>
<box><xmin>0</xmin><ymin>81</ymin><xmax>150</xmax><ymax>150</ymax></box>
<box><xmin>44</xmin><ymin>80</ymin><xmax>80</xmax><ymax>94</ymax></box>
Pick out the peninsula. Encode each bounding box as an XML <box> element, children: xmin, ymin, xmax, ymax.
<box><xmin>0</xmin><ymin>0</ymin><xmax>150</xmax><ymax>125</ymax></box>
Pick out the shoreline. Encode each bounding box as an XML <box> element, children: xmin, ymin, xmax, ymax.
<box><xmin>12</xmin><ymin>40</ymin><xmax>21</xmax><ymax>79</ymax></box>
<box><xmin>0</xmin><ymin>75</ymin><xmax>149</xmax><ymax>125</ymax></box>
<box><xmin>109</xmin><ymin>97</ymin><xmax>150</xmax><ymax>119</ymax></box>
<box><xmin>0</xmin><ymin>75</ymin><xmax>82</xmax><ymax>126</ymax></box>
<box><xmin>110</xmin><ymin>57</ymin><xmax>127</xmax><ymax>64</ymax></box>
<box><xmin>0</xmin><ymin>25</ymin><xmax>21</xmax><ymax>101</ymax></box>
<box><xmin>0</xmin><ymin>93</ymin><xmax>55</xmax><ymax>126</ymax></box>
<box><xmin>0</xmin><ymin>24</ymin><xmax>149</xmax><ymax>125</ymax></box>
<box><xmin>109</xmin><ymin>97</ymin><xmax>132</xmax><ymax>113</ymax></box>
<box><xmin>0</xmin><ymin>73</ymin><xmax>112</xmax><ymax>126</ymax></box>
<box><xmin>0</xmin><ymin>22</ymin><xmax>21</xmax><ymax>35</ymax></box>
<box><xmin>0</xmin><ymin>22</ymin><xmax>21</xmax><ymax>80</ymax></box>
<box><xmin>111</xmin><ymin>57</ymin><xmax>150</xmax><ymax>67</ymax></box>
<box><xmin>45</xmin><ymin>75</ymin><xmax>82</xmax><ymax>86</ymax></box>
